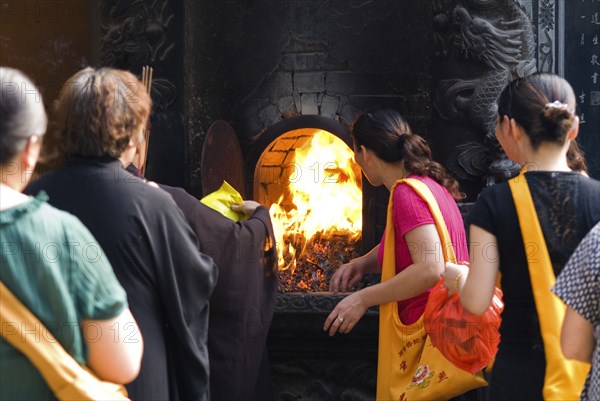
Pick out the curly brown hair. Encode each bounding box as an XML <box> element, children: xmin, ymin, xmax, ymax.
<box><xmin>54</xmin><ymin>67</ymin><xmax>151</xmax><ymax>158</ymax></box>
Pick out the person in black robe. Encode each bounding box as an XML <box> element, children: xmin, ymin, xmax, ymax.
<box><xmin>26</xmin><ymin>67</ymin><xmax>218</xmax><ymax>401</ymax></box>
<box><xmin>157</xmin><ymin>183</ymin><xmax>278</xmax><ymax>401</ymax></box>
<box><xmin>126</xmin><ymin>144</ymin><xmax>278</xmax><ymax>400</ymax></box>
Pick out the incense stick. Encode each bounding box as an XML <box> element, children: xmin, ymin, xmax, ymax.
<box><xmin>140</xmin><ymin>66</ymin><xmax>153</xmax><ymax>177</ymax></box>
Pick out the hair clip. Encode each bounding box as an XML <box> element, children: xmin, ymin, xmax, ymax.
<box><xmin>544</xmin><ymin>100</ymin><xmax>571</xmax><ymax>111</ymax></box>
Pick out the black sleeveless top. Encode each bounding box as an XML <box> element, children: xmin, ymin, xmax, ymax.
<box><xmin>468</xmin><ymin>171</ymin><xmax>600</xmax><ymax>352</ymax></box>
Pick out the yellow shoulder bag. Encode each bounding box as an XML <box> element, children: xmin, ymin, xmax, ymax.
<box><xmin>376</xmin><ymin>178</ymin><xmax>487</xmax><ymax>401</ymax></box>
<box><xmin>0</xmin><ymin>281</ymin><xmax>131</xmax><ymax>401</ymax></box>
<box><xmin>509</xmin><ymin>172</ymin><xmax>590</xmax><ymax>401</ymax></box>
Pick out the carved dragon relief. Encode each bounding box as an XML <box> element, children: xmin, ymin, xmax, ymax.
<box><xmin>537</xmin><ymin>0</ymin><xmax>556</xmax><ymax>72</ymax></box>
<box><xmin>433</xmin><ymin>0</ymin><xmax>537</xmax><ymax>184</ymax></box>
<box><xmin>100</xmin><ymin>0</ymin><xmax>177</xmax><ymax>113</ymax></box>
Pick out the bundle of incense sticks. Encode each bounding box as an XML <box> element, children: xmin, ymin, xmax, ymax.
<box><xmin>140</xmin><ymin>66</ymin><xmax>153</xmax><ymax>177</ymax></box>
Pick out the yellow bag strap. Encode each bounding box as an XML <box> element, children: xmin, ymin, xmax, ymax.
<box><xmin>382</xmin><ymin>178</ymin><xmax>456</xmax><ymax>282</ymax></box>
<box><xmin>0</xmin><ymin>281</ymin><xmax>84</xmax><ymax>394</ymax></box>
<box><xmin>378</xmin><ymin>178</ymin><xmax>460</xmax><ymax>400</ymax></box>
<box><xmin>509</xmin><ymin>172</ymin><xmax>589</xmax><ymax>401</ymax></box>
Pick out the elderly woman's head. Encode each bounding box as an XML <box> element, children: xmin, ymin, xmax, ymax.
<box><xmin>55</xmin><ymin>67</ymin><xmax>151</xmax><ymax>159</ymax></box>
<box><xmin>0</xmin><ymin>67</ymin><xmax>47</xmax><ymax>165</ymax></box>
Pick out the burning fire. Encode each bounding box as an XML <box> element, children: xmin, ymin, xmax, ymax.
<box><xmin>269</xmin><ymin>130</ymin><xmax>362</xmax><ymax>290</ymax></box>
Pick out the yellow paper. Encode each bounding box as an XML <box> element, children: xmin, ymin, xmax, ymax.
<box><xmin>200</xmin><ymin>181</ymin><xmax>248</xmax><ymax>221</ymax></box>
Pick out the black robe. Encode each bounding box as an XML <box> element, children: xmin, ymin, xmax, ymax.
<box><xmin>25</xmin><ymin>157</ymin><xmax>218</xmax><ymax>401</ymax></box>
<box><xmin>158</xmin><ymin>184</ymin><xmax>278</xmax><ymax>401</ymax></box>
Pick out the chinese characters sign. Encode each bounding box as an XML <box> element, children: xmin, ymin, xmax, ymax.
<box><xmin>566</xmin><ymin>0</ymin><xmax>600</xmax><ymax>178</ymax></box>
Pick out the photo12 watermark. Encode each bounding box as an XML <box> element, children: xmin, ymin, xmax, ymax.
<box><xmin>0</xmin><ymin>1</ymin><xmax>88</xmax><ymax>25</ymax></box>
<box><xmin>1</xmin><ymin>241</ymin><xmax>105</xmax><ymax>264</ymax></box>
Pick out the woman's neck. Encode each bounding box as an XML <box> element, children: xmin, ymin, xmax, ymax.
<box><xmin>381</xmin><ymin>162</ymin><xmax>408</xmax><ymax>191</ymax></box>
<box><xmin>0</xmin><ymin>182</ymin><xmax>29</xmax><ymax>210</ymax></box>
<box><xmin>522</xmin><ymin>142</ymin><xmax>571</xmax><ymax>172</ymax></box>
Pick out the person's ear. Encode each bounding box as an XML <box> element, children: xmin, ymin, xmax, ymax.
<box><xmin>509</xmin><ymin>118</ymin><xmax>523</xmax><ymax>142</ymax></box>
<box><xmin>133</xmin><ymin>142</ymin><xmax>142</xmax><ymax>157</ymax></box>
<box><xmin>567</xmin><ymin>116</ymin><xmax>580</xmax><ymax>141</ymax></box>
<box><xmin>22</xmin><ymin>136</ymin><xmax>41</xmax><ymax>171</ymax></box>
<box><xmin>127</xmin><ymin>136</ymin><xmax>138</xmax><ymax>148</ymax></box>
<box><xmin>496</xmin><ymin>115</ymin><xmax>510</xmax><ymax>138</ymax></box>
<box><xmin>360</xmin><ymin>145</ymin><xmax>371</xmax><ymax>162</ymax></box>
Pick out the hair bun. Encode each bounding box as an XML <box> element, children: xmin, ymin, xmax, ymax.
<box><xmin>542</xmin><ymin>101</ymin><xmax>573</xmax><ymax>122</ymax></box>
<box><xmin>540</xmin><ymin>100</ymin><xmax>574</xmax><ymax>142</ymax></box>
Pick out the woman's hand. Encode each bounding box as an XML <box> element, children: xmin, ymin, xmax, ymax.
<box><xmin>441</xmin><ymin>262</ymin><xmax>470</xmax><ymax>296</ymax></box>
<box><xmin>231</xmin><ymin>200</ymin><xmax>261</xmax><ymax>217</ymax></box>
<box><xmin>329</xmin><ymin>259</ymin><xmax>366</xmax><ymax>293</ymax></box>
<box><xmin>323</xmin><ymin>291</ymin><xmax>367</xmax><ymax>336</ymax></box>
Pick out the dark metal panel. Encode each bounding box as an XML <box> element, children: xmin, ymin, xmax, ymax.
<box><xmin>200</xmin><ymin>120</ymin><xmax>246</xmax><ymax>198</ymax></box>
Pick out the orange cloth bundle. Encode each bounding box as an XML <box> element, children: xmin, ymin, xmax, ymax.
<box><xmin>424</xmin><ymin>280</ymin><xmax>504</xmax><ymax>374</ymax></box>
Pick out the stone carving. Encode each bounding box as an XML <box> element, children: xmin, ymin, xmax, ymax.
<box><xmin>537</xmin><ymin>0</ymin><xmax>556</xmax><ymax>72</ymax></box>
<box><xmin>272</xmin><ymin>360</ymin><xmax>375</xmax><ymax>401</ymax></box>
<box><xmin>148</xmin><ymin>78</ymin><xmax>178</xmax><ymax>113</ymax></box>
<box><xmin>276</xmin><ymin>293</ymin><xmax>378</xmax><ymax>314</ymax></box>
<box><xmin>433</xmin><ymin>0</ymin><xmax>537</xmax><ymax>183</ymax></box>
<box><xmin>433</xmin><ymin>0</ymin><xmax>454</xmax><ymax>58</ymax></box>
<box><xmin>101</xmin><ymin>0</ymin><xmax>174</xmax><ymax>65</ymax></box>
<box><xmin>100</xmin><ymin>0</ymin><xmax>177</xmax><ymax>112</ymax></box>
<box><xmin>271</xmin><ymin>292</ymin><xmax>379</xmax><ymax>400</ymax></box>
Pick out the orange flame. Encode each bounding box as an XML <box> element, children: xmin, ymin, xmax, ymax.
<box><xmin>269</xmin><ymin>130</ymin><xmax>362</xmax><ymax>270</ymax></box>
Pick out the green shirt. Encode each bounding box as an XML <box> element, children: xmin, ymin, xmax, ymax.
<box><xmin>0</xmin><ymin>193</ymin><xmax>127</xmax><ymax>400</ymax></box>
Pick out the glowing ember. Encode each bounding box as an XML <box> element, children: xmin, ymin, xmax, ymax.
<box><xmin>277</xmin><ymin>233</ymin><xmax>362</xmax><ymax>292</ymax></box>
<box><xmin>269</xmin><ymin>130</ymin><xmax>362</xmax><ymax>292</ymax></box>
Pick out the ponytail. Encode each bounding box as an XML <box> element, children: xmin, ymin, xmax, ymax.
<box><xmin>353</xmin><ymin>108</ymin><xmax>464</xmax><ymax>200</ymax></box>
<box><xmin>400</xmin><ymin>134</ymin><xmax>465</xmax><ymax>200</ymax></box>
<box><xmin>566</xmin><ymin>141</ymin><xmax>588</xmax><ymax>174</ymax></box>
<box><xmin>538</xmin><ymin>101</ymin><xmax>576</xmax><ymax>148</ymax></box>
<box><xmin>497</xmin><ymin>73</ymin><xmax>577</xmax><ymax>150</ymax></box>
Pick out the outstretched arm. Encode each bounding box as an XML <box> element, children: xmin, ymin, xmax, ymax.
<box><xmin>324</xmin><ymin>223</ymin><xmax>444</xmax><ymax>336</ymax></box>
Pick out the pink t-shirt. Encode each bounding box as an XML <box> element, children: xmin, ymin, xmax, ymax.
<box><xmin>377</xmin><ymin>175</ymin><xmax>468</xmax><ymax>324</ymax></box>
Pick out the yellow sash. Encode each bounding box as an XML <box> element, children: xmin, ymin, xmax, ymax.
<box><xmin>509</xmin><ymin>172</ymin><xmax>590</xmax><ymax>401</ymax></box>
<box><xmin>0</xmin><ymin>282</ymin><xmax>130</xmax><ymax>401</ymax></box>
<box><xmin>376</xmin><ymin>178</ymin><xmax>486</xmax><ymax>401</ymax></box>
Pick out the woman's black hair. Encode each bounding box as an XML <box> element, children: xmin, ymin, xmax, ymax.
<box><xmin>352</xmin><ymin>108</ymin><xmax>464</xmax><ymax>200</ymax></box>
<box><xmin>497</xmin><ymin>72</ymin><xmax>576</xmax><ymax>150</ymax></box>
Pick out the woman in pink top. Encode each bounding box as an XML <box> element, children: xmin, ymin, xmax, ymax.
<box><xmin>325</xmin><ymin>108</ymin><xmax>467</xmax><ymax>332</ymax></box>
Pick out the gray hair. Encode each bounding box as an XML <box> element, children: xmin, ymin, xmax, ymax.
<box><xmin>0</xmin><ymin>67</ymin><xmax>47</xmax><ymax>164</ymax></box>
